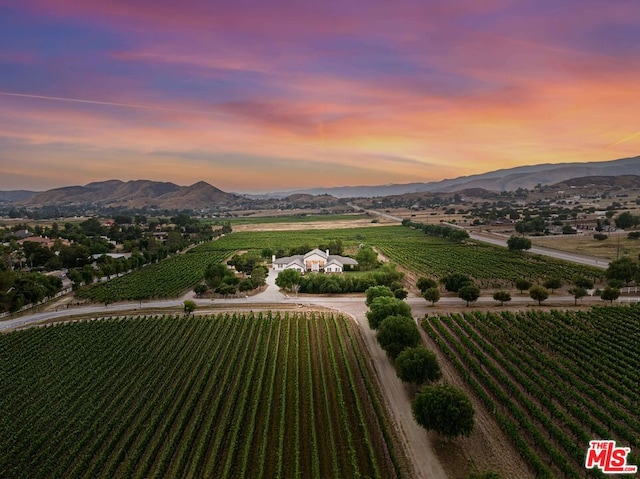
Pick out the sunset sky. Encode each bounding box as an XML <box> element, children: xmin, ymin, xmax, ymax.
<box><xmin>1</xmin><ymin>0</ymin><xmax>639</xmax><ymax>193</ymax></box>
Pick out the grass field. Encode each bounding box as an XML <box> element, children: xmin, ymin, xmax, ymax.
<box><xmin>0</xmin><ymin>312</ymin><xmax>408</xmax><ymax>479</ymax></box>
<box><xmin>531</xmin><ymin>232</ymin><xmax>640</xmax><ymax>261</ymax></box>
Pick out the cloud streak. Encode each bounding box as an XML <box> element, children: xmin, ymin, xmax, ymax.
<box><xmin>1</xmin><ymin>0</ymin><xmax>639</xmax><ymax>191</ymax></box>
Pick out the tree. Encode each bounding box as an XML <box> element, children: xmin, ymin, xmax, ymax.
<box><xmin>193</xmin><ymin>284</ymin><xmax>207</xmax><ymax>296</ymax></box>
<box><xmin>204</xmin><ymin>263</ymin><xmax>231</xmax><ymax>290</ymax></box>
<box><xmin>412</xmin><ymin>383</ymin><xmax>474</xmax><ymax>438</ymax></box>
<box><xmin>376</xmin><ymin>315</ymin><xmax>421</xmax><ymax>359</ymax></box>
<box><xmin>507</xmin><ymin>235</ymin><xmax>532</xmax><ymax>251</ymax></box>
<box><xmin>529</xmin><ymin>285</ymin><xmax>549</xmax><ymax>305</ymax></box>
<box><xmin>492</xmin><ymin>290</ymin><xmax>511</xmax><ymax>306</ymax></box>
<box><xmin>216</xmin><ymin>283</ymin><xmax>237</xmax><ymax>296</ymax></box>
<box><xmin>395</xmin><ymin>347</ymin><xmax>442</xmax><ymax>384</ymax></box>
<box><xmin>67</xmin><ymin>269</ymin><xmax>83</xmax><ymax>290</ymax></box>
<box><xmin>393</xmin><ymin>288</ymin><xmax>409</xmax><ymax>300</ymax></box>
<box><xmin>574</xmin><ymin>276</ymin><xmax>594</xmax><ymax>289</ymax></box>
<box><xmin>542</xmin><ymin>277</ymin><xmax>562</xmax><ymax>293</ymax></box>
<box><xmin>568</xmin><ymin>286</ymin><xmax>587</xmax><ymax>305</ymax></box>
<box><xmin>600</xmin><ymin>286</ymin><xmax>620</xmax><ymax>304</ymax></box>
<box><xmin>515</xmin><ymin>278</ymin><xmax>532</xmax><ymax>293</ymax></box>
<box><xmin>458</xmin><ymin>284</ymin><xmax>480</xmax><ymax>306</ymax></box>
<box><xmin>423</xmin><ymin>287</ymin><xmax>441</xmax><ymax>306</ymax></box>
<box><xmin>615</xmin><ymin>211</ymin><xmax>638</xmax><ymax>230</ymax></box>
<box><xmin>606</xmin><ymin>257</ymin><xmax>638</xmax><ymax>286</ymax></box>
<box><xmin>355</xmin><ymin>246</ymin><xmax>379</xmax><ymax>271</ymax></box>
<box><xmin>416</xmin><ymin>277</ymin><xmax>438</xmax><ymax>293</ymax></box>
<box><xmin>366</xmin><ymin>296</ymin><xmax>412</xmax><ymax>330</ymax></box>
<box><xmin>183</xmin><ymin>300</ymin><xmax>196</xmax><ymax>315</ymax></box>
<box><xmin>275</xmin><ymin>268</ymin><xmax>302</xmax><ymax>293</ymax></box>
<box><xmin>250</xmin><ymin>266</ymin><xmax>267</xmax><ymax>287</ymax></box>
<box><xmin>365</xmin><ymin>285</ymin><xmax>394</xmax><ymax>306</ymax></box>
<box><xmin>440</xmin><ymin>273</ymin><xmax>473</xmax><ymax>292</ymax></box>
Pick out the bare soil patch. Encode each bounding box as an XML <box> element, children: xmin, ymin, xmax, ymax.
<box><xmin>232</xmin><ymin>218</ymin><xmax>396</xmax><ymax>232</ymax></box>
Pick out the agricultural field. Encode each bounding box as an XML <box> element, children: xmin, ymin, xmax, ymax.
<box><xmin>211</xmin><ymin>213</ymin><xmax>370</xmax><ymax>225</ymax></box>
<box><xmin>0</xmin><ymin>312</ymin><xmax>408</xmax><ymax>479</ymax></box>
<box><xmin>422</xmin><ymin>306</ymin><xmax>640</xmax><ymax>478</ymax></box>
<box><xmin>76</xmin><ymin>248</ymin><xmax>229</xmax><ymax>303</ymax></box>
<box><xmin>75</xmin><ymin>225</ymin><xmax>605</xmax><ymax>304</ymax></box>
<box><xmin>203</xmin><ymin>226</ymin><xmax>605</xmax><ymax>287</ymax></box>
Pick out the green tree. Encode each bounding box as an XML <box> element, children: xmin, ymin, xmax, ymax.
<box><xmin>193</xmin><ymin>284</ymin><xmax>207</xmax><ymax>296</ymax></box>
<box><xmin>606</xmin><ymin>256</ymin><xmax>638</xmax><ymax>286</ymax></box>
<box><xmin>393</xmin><ymin>288</ymin><xmax>408</xmax><ymax>300</ymax></box>
<box><xmin>574</xmin><ymin>276</ymin><xmax>594</xmax><ymax>289</ymax></box>
<box><xmin>376</xmin><ymin>315</ymin><xmax>421</xmax><ymax>359</ymax></box>
<box><xmin>365</xmin><ymin>285</ymin><xmax>394</xmax><ymax>306</ymax></box>
<box><xmin>275</xmin><ymin>268</ymin><xmax>302</xmax><ymax>293</ymax></box>
<box><xmin>250</xmin><ymin>266</ymin><xmax>267</xmax><ymax>287</ymax></box>
<box><xmin>412</xmin><ymin>383</ymin><xmax>474</xmax><ymax>438</ymax></box>
<box><xmin>216</xmin><ymin>283</ymin><xmax>237</xmax><ymax>296</ymax></box>
<box><xmin>492</xmin><ymin>290</ymin><xmax>511</xmax><ymax>306</ymax></box>
<box><xmin>568</xmin><ymin>286</ymin><xmax>587</xmax><ymax>305</ymax></box>
<box><xmin>515</xmin><ymin>278</ymin><xmax>532</xmax><ymax>293</ymax></box>
<box><xmin>440</xmin><ymin>273</ymin><xmax>473</xmax><ymax>292</ymax></box>
<box><xmin>529</xmin><ymin>285</ymin><xmax>549</xmax><ymax>305</ymax></box>
<box><xmin>416</xmin><ymin>277</ymin><xmax>438</xmax><ymax>293</ymax></box>
<box><xmin>458</xmin><ymin>284</ymin><xmax>480</xmax><ymax>306</ymax></box>
<box><xmin>507</xmin><ymin>235</ymin><xmax>532</xmax><ymax>251</ymax></box>
<box><xmin>600</xmin><ymin>286</ymin><xmax>620</xmax><ymax>304</ymax></box>
<box><xmin>366</xmin><ymin>296</ymin><xmax>412</xmax><ymax>330</ymax></box>
<box><xmin>67</xmin><ymin>269</ymin><xmax>83</xmax><ymax>290</ymax></box>
<box><xmin>615</xmin><ymin>211</ymin><xmax>638</xmax><ymax>229</ymax></box>
<box><xmin>423</xmin><ymin>287</ymin><xmax>440</xmax><ymax>306</ymax></box>
<box><xmin>204</xmin><ymin>263</ymin><xmax>230</xmax><ymax>290</ymax></box>
<box><xmin>183</xmin><ymin>300</ymin><xmax>196</xmax><ymax>315</ymax></box>
<box><xmin>395</xmin><ymin>347</ymin><xmax>442</xmax><ymax>384</ymax></box>
<box><xmin>542</xmin><ymin>277</ymin><xmax>562</xmax><ymax>293</ymax></box>
<box><xmin>356</xmin><ymin>246</ymin><xmax>379</xmax><ymax>271</ymax></box>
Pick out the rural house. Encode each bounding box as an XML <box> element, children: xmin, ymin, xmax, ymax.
<box><xmin>272</xmin><ymin>248</ymin><xmax>358</xmax><ymax>273</ymax></box>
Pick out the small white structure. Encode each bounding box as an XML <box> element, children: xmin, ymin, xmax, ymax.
<box><xmin>272</xmin><ymin>249</ymin><xmax>358</xmax><ymax>274</ymax></box>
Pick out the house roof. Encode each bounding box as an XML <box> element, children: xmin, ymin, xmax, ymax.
<box><xmin>274</xmin><ymin>250</ymin><xmax>358</xmax><ymax>269</ymax></box>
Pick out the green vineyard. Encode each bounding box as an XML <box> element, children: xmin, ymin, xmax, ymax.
<box><xmin>76</xmin><ymin>225</ymin><xmax>605</xmax><ymax>303</ymax></box>
<box><xmin>422</xmin><ymin>306</ymin><xmax>640</xmax><ymax>478</ymax></box>
<box><xmin>203</xmin><ymin>226</ymin><xmax>604</xmax><ymax>286</ymax></box>
<box><xmin>76</xmin><ymin>248</ymin><xmax>229</xmax><ymax>303</ymax></box>
<box><xmin>0</xmin><ymin>312</ymin><xmax>407</xmax><ymax>479</ymax></box>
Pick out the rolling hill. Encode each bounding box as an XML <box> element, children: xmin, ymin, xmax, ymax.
<box><xmin>22</xmin><ymin>180</ymin><xmax>244</xmax><ymax>210</ymax></box>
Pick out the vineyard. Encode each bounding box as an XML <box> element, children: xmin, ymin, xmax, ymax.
<box><xmin>76</xmin><ymin>248</ymin><xmax>228</xmax><ymax>303</ymax></box>
<box><xmin>0</xmin><ymin>312</ymin><xmax>407</xmax><ymax>479</ymax></box>
<box><xmin>372</xmin><ymin>233</ymin><xmax>604</xmax><ymax>288</ymax></box>
<box><xmin>76</xmin><ymin>225</ymin><xmax>605</xmax><ymax>303</ymax></box>
<box><xmin>202</xmin><ymin>226</ymin><xmax>604</xmax><ymax>287</ymax></box>
<box><xmin>422</xmin><ymin>306</ymin><xmax>640</xmax><ymax>478</ymax></box>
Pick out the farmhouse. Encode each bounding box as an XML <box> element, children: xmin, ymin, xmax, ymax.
<box><xmin>272</xmin><ymin>248</ymin><xmax>358</xmax><ymax>273</ymax></box>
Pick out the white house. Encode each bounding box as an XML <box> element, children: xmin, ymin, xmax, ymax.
<box><xmin>272</xmin><ymin>248</ymin><xmax>358</xmax><ymax>274</ymax></box>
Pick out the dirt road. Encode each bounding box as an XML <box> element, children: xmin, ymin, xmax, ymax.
<box><xmin>320</xmin><ymin>299</ymin><xmax>447</xmax><ymax>479</ymax></box>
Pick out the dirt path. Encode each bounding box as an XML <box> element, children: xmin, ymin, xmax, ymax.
<box><xmin>320</xmin><ymin>299</ymin><xmax>448</xmax><ymax>479</ymax></box>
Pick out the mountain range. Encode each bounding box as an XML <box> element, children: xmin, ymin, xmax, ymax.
<box><xmin>255</xmin><ymin>155</ymin><xmax>640</xmax><ymax>198</ymax></box>
<box><xmin>19</xmin><ymin>180</ymin><xmax>245</xmax><ymax>210</ymax></box>
<box><xmin>2</xmin><ymin>155</ymin><xmax>639</xmax><ymax>209</ymax></box>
